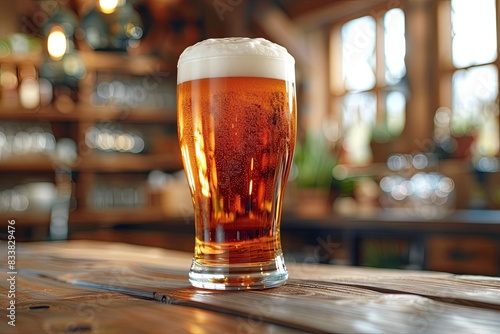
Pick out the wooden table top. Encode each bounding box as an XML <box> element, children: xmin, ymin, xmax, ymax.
<box><xmin>1</xmin><ymin>240</ymin><xmax>500</xmax><ymax>333</ymax></box>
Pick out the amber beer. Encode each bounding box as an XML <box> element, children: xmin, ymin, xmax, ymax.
<box><xmin>177</xmin><ymin>38</ymin><xmax>296</xmax><ymax>290</ymax></box>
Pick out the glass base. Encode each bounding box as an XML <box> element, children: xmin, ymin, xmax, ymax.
<box><xmin>188</xmin><ymin>255</ymin><xmax>288</xmax><ymax>290</ymax></box>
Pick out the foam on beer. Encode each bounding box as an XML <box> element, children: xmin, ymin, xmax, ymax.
<box><xmin>177</xmin><ymin>38</ymin><xmax>295</xmax><ymax>84</ymax></box>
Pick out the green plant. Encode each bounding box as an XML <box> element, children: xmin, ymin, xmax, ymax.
<box><xmin>293</xmin><ymin>131</ymin><xmax>336</xmax><ymax>189</ymax></box>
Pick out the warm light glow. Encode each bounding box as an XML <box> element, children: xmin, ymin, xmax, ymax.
<box><xmin>100</xmin><ymin>0</ymin><xmax>119</xmax><ymax>14</ymax></box>
<box><xmin>249</xmin><ymin>158</ymin><xmax>254</xmax><ymax>195</ymax></box>
<box><xmin>181</xmin><ymin>144</ymin><xmax>196</xmax><ymax>193</ymax></box>
<box><xmin>19</xmin><ymin>78</ymin><xmax>40</xmax><ymax>109</ymax></box>
<box><xmin>47</xmin><ymin>27</ymin><xmax>67</xmax><ymax>60</ymax></box>
<box><xmin>194</xmin><ymin>127</ymin><xmax>210</xmax><ymax>198</ymax></box>
<box><xmin>0</xmin><ymin>68</ymin><xmax>18</xmax><ymax>89</ymax></box>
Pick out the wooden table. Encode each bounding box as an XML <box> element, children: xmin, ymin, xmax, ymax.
<box><xmin>1</xmin><ymin>241</ymin><xmax>500</xmax><ymax>333</ymax></box>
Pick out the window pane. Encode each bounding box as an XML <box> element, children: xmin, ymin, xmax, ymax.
<box><xmin>342</xmin><ymin>93</ymin><xmax>377</xmax><ymax>165</ymax></box>
<box><xmin>342</xmin><ymin>16</ymin><xmax>376</xmax><ymax>91</ymax></box>
<box><xmin>372</xmin><ymin>91</ymin><xmax>406</xmax><ymax>142</ymax></box>
<box><xmin>387</xmin><ymin>91</ymin><xmax>406</xmax><ymax>136</ymax></box>
<box><xmin>384</xmin><ymin>8</ymin><xmax>406</xmax><ymax>85</ymax></box>
<box><xmin>452</xmin><ymin>65</ymin><xmax>498</xmax><ymax>135</ymax></box>
<box><xmin>452</xmin><ymin>0</ymin><xmax>497</xmax><ymax>68</ymax></box>
<box><xmin>342</xmin><ymin>92</ymin><xmax>377</xmax><ymax>129</ymax></box>
<box><xmin>342</xmin><ymin>92</ymin><xmax>376</xmax><ymax>164</ymax></box>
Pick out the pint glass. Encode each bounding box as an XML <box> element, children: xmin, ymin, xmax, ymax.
<box><xmin>177</xmin><ymin>38</ymin><xmax>296</xmax><ymax>290</ymax></box>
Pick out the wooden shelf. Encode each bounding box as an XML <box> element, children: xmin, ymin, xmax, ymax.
<box><xmin>0</xmin><ymin>212</ymin><xmax>51</xmax><ymax>226</ymax></box>
<box><xmin>69</xmin><ymin>207</ymin><xmax>171</xmax><ymax>225</ymax></box>
<box><xmin>0</xmin><ymin>208</ymin><xmax>183</xmax><ymax>228</ymax></box>
<box><xmin>79</xmin><ymin>50</ymin><xmax>175</xmax><ymax>75</ymax></box>
<box><xmin>78</xmin><ymin>107</ymin><xmax>177</xmax><ymax>123</ymax></box>
<box><xmin>75</xmin><ymin>153</ymin><xmax>182</xmax><ymax>172</ymax></box>
<box><xmin>282</xmin><ymin>209</ymin><xmax>500</xmax><ymax>233</ymax></box>
<box><xmin>0</xmin><ymin>154</ymin><xmax>58</xmax><ymax>172</ymax></box>
<box><xmin>1</xmin><ymin>45</ymin><xmax>181</xmax><ymax>234</ymax></box>
<box><xmin>0</xmin><ymin>53</ymin><xmax>42</xmax><ymax>66</ymax></box>
<box><xmin>0</xmin><ymin>152</ymin><xmax>182</xmax><ymax>173</ymax></box>
<box><xmin>0</xmin><ymin>107</ymin><xmax>79</xmax><ymax>121</ymax></box>
<box><xmin>0</xmin><ymin>106</ymin><xmax>176</xmax><ymax>123</ymax></box>
<box><xmin>0</xmin><ymin>51</ymin><xmax>174</xmax><ymax>76</ymax></box>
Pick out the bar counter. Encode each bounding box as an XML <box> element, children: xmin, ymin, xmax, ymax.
<box><xmin>1</xmin><ymin>240</ymin><xmax>500</xmax><ymax>333</ymax></box>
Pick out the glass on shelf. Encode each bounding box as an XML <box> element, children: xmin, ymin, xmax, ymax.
<box><xmin>0</xmin><ymin>121</ymin><xmax>76</xmax><ymax>166</ymax></box>
<box><xmin>0</xmin><ymin>182</ymin><xmax>56</xmax><ymax>213</ymax></box>
<box><xmin>379</xmin><ymin>153</ymin><xmax>456</xmax><ymax>218</ymax></box>
<box><xmin>90</xmin><ymin>72</ymin><xmax>176</xmax><ymax>110</ymax></box>
<box><xmin>0</xmin><ymin>122</ymin><xmax>55</xmax><ymax>160</ymax></box>
<box><xmin>85</xmin><ymin>123</ymin><xmax>145</xmax><ymax>154</ymax></box>
<box><xmin>89</xmin><ymin>174</ymin><xmax>147</xmax><ymax>210</ymax></box>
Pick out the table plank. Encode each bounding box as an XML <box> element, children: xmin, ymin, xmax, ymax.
<box><xmin>2</xmin><ymin>240</ymin><xmax>500</xmax><ymax>333</ymax></box>
<box><xmin>0</xmin><ymin>267</ymin><xmax>301</xmax><ymax>334</ymax></box>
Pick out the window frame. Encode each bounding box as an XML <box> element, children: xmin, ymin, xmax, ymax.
<box><xmin>437</xmin><ymin>0</ymin><xmax>500</xmax><ymax>156</ymax></box>
<box><xmin>327</xmin><ymin>2</ymin><xmax>407</xmax><ymax>163</ymax></box>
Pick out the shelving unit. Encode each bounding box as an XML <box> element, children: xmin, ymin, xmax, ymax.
<box><xmin>0</xmin><ymin>49</ymin><xmax>182</xmax><ymax>238</ymax></box>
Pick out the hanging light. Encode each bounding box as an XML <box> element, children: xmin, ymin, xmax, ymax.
<box><xmin>47</xmin><ymin>25</ymin><xmax>67</xmax><ymax>60</ymax></box>
<box><xmin>40</xmin><ymin>5</ymin><xmax>86</xmax><ymax>107</ymax></box>
<box><xmin>82</xmin><ymin>0</ymin><xmax>144</xmax><ymax>52</ymax></box>
<box><xmin>99</xmin><ymin>0</ymin><xmax>121</xmax><ymax>14</ymax></box>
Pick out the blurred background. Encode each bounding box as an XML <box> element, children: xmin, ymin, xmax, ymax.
<box><xmin>0</xmin><ymin>0</ymin><xmax>499</xmax><ymax>275</ymax></box>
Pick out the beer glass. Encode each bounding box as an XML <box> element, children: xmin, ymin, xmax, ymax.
<box><xmin>177</xmin><ymin>38</ymin><xmax>296</xmax><ymax>290</ymax></box>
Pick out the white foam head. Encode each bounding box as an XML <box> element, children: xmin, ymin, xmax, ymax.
<box><xmin>177</xmin><ymin>37</ymin><xmax>295</xmax><ymax>84</ymax></box>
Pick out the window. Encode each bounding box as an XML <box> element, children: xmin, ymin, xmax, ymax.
<box><xmin>439</xmin><ymin>0</ymin><xmax>500</xmax><ymax>160</ymax></box>
<box><xmin>330</xmin><ymin>8</ymin><xmax>406</xmax><ymax>165</ymax></box>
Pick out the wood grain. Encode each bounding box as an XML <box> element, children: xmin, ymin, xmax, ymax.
<box><xmin>1</xmin><ymin>240</ymin><xmax>499</xmax><ymax>333</ymax></box>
